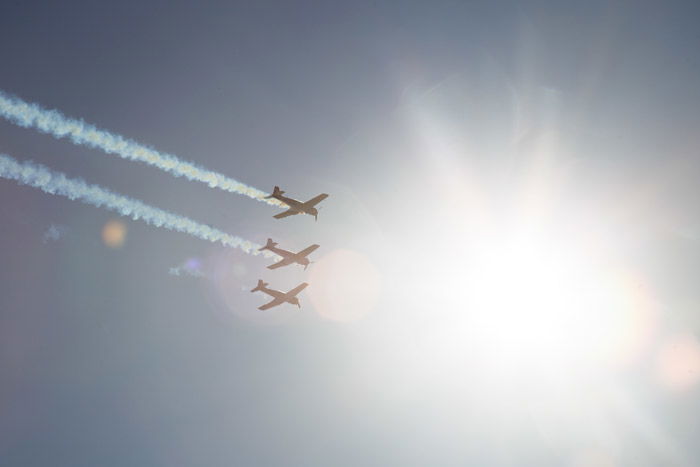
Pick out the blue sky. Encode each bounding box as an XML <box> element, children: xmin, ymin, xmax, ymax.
<box><xmin>2</xmin><ymin>1</ymin><xmax>700</xmax><ymax>466</ymax></box>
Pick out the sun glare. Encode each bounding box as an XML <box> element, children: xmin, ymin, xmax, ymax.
<box><xmin>388</xmin><ymin>82</ymin><xmax>662</xmax><ymax>407</ymax></box>
<box><xmin>307</xmin><ymin>249</ymin><xmax>382</xmax><ymax>322</ymax></box>
<box><xmin>369</xmin><ymin>222</ymin><xmax>664</xmax><ymax>447</ymax></box>
<box><xmin>460</xmin><ymin>233</ymin><xmax>656</xmax><ymax>376</ymax></box>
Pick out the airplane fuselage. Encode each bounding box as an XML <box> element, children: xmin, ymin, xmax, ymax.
<box><xmin>265</xmin><ymin>245</ymin><xmax>310</xmax><ymax>267</ymax></box>
<box><xmin>272</xmin><ymin>194</ymin><xmax>318</xmax><ymax>217</ymax></box>
<box><xmin>257</xmin><ymin>286</ymin><xmax>300</xmax><ymax>306</ymax></box>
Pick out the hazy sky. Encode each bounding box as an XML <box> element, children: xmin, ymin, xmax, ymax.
<box><xmin>2</xmin><ymin>1</ymin><xmax>700</xmax><ymax>466</ymax></box>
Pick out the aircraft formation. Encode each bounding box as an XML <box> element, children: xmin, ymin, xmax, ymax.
<box><xmin>251</xmin><ymin>186</ymin><xmax>328</xmax><ymax>311</ymax></box>
<box><xmin>0</xmin><ymin>91</ymin><xmax>329</xmax><ymax>313</ymax></box>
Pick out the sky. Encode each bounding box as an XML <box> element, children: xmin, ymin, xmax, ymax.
<box><xmin>2</xmin><ymin>1</ymin><xmax>700</xmax><ymax>466</ymax></box>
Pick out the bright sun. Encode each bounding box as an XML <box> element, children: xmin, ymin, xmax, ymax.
<box><xmin>450</xmin><ymin>229</ymin><xmax>657</xmax><ymax>378</ymax></box>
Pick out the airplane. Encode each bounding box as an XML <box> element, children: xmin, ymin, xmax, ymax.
<box><xmin>265</xmin><ymin>186</ymin><xmax>328</xmax><ymax>220</ymax></box>
<box><xmin>251</xmin><ymin>280</ymin><xmax>309</xmax><ymax>310</ymax></box>
<box><xmin>259</xmin><ymin>238</ymin><xmax>320</xmax><ymax>270</ymax></box>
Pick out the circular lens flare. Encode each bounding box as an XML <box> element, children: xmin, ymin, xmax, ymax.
<box><xmin>102</xmin><ymin>219</ymin><xmax>127</xmax><ymax>248</ymax></box>
<box><xmin>307</xmin><ymin>249</ymin><xmax>382</xmax><ymax>322</ymax></box>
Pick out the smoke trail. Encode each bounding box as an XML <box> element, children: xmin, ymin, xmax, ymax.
<box><xmin>169</xmin><ymin>257</ymin><xmax>205</xmax><ymax>278</ymax></box>
<box><xmin>0</xmin><ymin>90</ymin><xmax>282</xmax><ymax>207</ymax></box>
<box><xmin>169</xmin><ymin>266</ymin><xmax>205</xmax><ymax>278</ymax></box>
<box><xmin>0</xmin><ymin>153</ymin><xmax>280</xmax><ymax>259</ymax></box>
<box><xmin>43</xmin><ymin>224</ymin><xmax>68</xmax><ymax>244</ymax></box>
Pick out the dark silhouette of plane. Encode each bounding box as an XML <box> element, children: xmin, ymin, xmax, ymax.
<box><xmin>259</xmin><ymin>238</ymin><xmax>320</xmax><ymax>270</ymax></box>
<box><xmin>251</xmin><ymin>280</ymin><xmax>308</xmax><ymax>310</ymax></box>
<box><xmin>265</xmin><ymin>186</ymin><xmax>328</xmax><ymax>220</ymax></box>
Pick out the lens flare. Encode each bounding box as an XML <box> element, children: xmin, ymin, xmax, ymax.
<box><xmin>102</xmin><ymin>219</ymin><xmax>126</xmax><ymax>248</ymax></box>
<box><xmin>655</xmin><ymin>333</ymin><xmax>700</xmax><ymax>392</ymax></box>
<box><xmin>307</xmin><ymin>249</ymin><xmax>382</xmax><ymax>322</ymax></box>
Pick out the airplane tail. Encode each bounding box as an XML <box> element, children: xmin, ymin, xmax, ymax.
<box><xmin>304</xmin><ymin>261</ymin><xmax>314</xmax><ymax>271</ymax></box>
<box><xmin>251</xmin><ymin>280</ymin><xmax>268</xmax><ymax>292</ymax></box>
<box><xmin>258</xmin><ymin>238</ymin><xmax>277</xmax><ymax>251</ymax></box>
<box><xmin>265</xmin><ymin>186</ymin><xmax>284</xmax><ymax>199</ymax></box>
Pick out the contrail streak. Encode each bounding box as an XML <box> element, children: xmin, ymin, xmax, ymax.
<box><xmin>0</xmin><ymin>153</ymin><xmax>279</xmax><ymax>259</ymax></box>
<box><xmin>0</xmin><ymin>90</ymin><xmax>282</xmax><ymax>207</ymax></box>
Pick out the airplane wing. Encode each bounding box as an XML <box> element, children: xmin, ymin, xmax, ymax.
<box><xmin>304</xmin><ymin>193</ymin><xmax>329</xmax><ymax>207</ymax></box>
<box><xmin>287</xmin><ymin>282</ymin><xmax>309</xmax><ymax>297</ymax></box>
<box><xmin>258</xmin><ymin>297</ymin><xmax>284</xmax><ymax>311</ymax></box>
<box><xmin>297</xmin><ymin>244</ymin><xmax>320</xmax><ymax>257</ymax></box>
<box><xmin>268</xmin><ymin>258</ymin><xmax>292</xmax><ymax>270</ymax></box>
<box><xmin>273</xmin><ymin>209</ymin><xmax>298</xmax><ymax>219</ymax></box>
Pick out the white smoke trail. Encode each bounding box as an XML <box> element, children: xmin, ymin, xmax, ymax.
<box><xmin>0</xmin><ymin>90</ymin><xmax>282</xmax><ymax>207</ymax></box>
<box><xmin>43</xmin><ymin>224</ymin><xmax>68</xmax><ymax>244</ymax></box>
<box><xmin>169</xmin><ymin>266</ymin><xmax>205</xmax><ymax>278</ymax></box>
<box><xmin>0</xmin><ymin>153</ymin><xmax>280</xmax><ymax>259</ymax></box>
<box><xmin>169</xmin><ymin>257</ymin><xmax>206</xmax><ymax>278</ymax></box>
